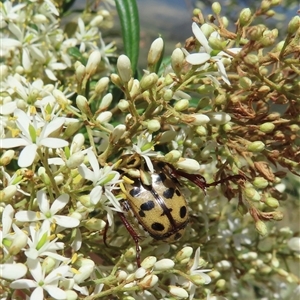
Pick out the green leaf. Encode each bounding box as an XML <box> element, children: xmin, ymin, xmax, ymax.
<box><xmin>115</xmin><ymin>0</ymin><xmax>140</xmax><ymax>73</ymax></box>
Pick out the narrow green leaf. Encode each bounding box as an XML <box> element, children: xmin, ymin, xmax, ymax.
<box><xmin>115</xmin><ymin>0</ymin><xmax>140</xmax><ymax>73</ymax></box>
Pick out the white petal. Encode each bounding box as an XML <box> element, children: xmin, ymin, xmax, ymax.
<box><xmin>43</xmin><ymin>118</ymin><xmax>65</xmax><ymax>137</ymax></box>
<box><xmin>1</xmin><ymin>263</ymin><xmax>27</xmax><ymax>280</ymax></box>
<box><xmin>30</xmin><ymin>286</ymin><xmax>44</xmax><ymax>300</ymax></box>
<box><xmin>15</xmin><ymin>210</ymin><xmax>41</xmax><ymax>222</ymax></box>
<box><xmin>87</xmin><ymin>150</ymin><xmax>100</xmax><ymax>173</ymax></box>
<box><xmin>10</xmin><ymin>278</ymin><xmax>37</xmax><ymax>289</ymax></box>
<box><xmin>37</xmin><ymin>190</ymin><xmax>50</xmax><ymax>213</ymax></box>
<box><xmin>45</xmin><ymin>265</ymin><xmax>70</xmax><ymax>283</ymax></box>
<box><xmin>90</xmin><ymin>186</ymin><xmax>102</xmax><ymax>205</ymax></box>
<box><xmin>2</xmin><ymin>204</ymin><xmax>14</xmax><ymax>235</ymax></box>
<box><xmin>44</xmin><ymin>286</ymin><xmax>67</xmax><ymax>300</ymax></box>
<box><xmin>0</xmin><ymin>138</ymin><xmax>29</xmax><ymax>148</ymax></box>
<box><xmin>192</xmin><ymin>22</ymin><xmax>211</xmax><ymax>53</ymax></box>
<box><xmin>78</xmin><ymin>164</ymin><xmax>96</xmax><ymax>182</ymax></box>
<box><xmin>45</xmin><ymin>68</ymin><xmax>58</xmax><ymax>81</ymax></box>
<box><xmin>54</xmin><ymin>215</ymin><xmax>80</xmax><ymax>228</ymax></box>
<box><xmin>216</xmin><ymin>60</ymin><xmax>230</xmax><ymax>85</ymax></box>
<box><xmin>50</xmin><ymin>194</ymin><xmax>69</xmax><ymax>214</ymax></box>
<box><xmin>0</xmin><ymin>101</ymin><xmax>17</xmax><ymax>115</ymax></box>
<box><xmin>27</xmin><ymin>259</ymin><xmax>42</xmax><ymax>282</ymax></box>
<box><xmin>186</xmin><ymin>53</ymin><xmax>210</xmax><ymax>65</ymax></box>
<box><xmin>18</xmin><ymin>144</ymin><xmax>38</xmax><ymax>167</ymax></box>
<box><xmin>41</xmin><ymin>137</ymin><xmax>68</xmax><ymax>148</ymax></box>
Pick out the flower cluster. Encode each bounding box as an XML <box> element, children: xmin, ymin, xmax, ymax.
<box><xmin>1</xmin><ymin>0</ymin><xmax>299</xmax><ymax>299</ymax></box>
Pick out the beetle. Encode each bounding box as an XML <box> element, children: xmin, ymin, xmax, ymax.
<box><xmin>106</xmin><ymin>154</ymin><xmax>244</xmax><ymax>266</ymax></box>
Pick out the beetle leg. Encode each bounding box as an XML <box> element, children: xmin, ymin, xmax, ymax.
<box><xmin>103</xmin><ymin>219</ymin><xmax>109</xmax><ymax>248</ymax></box>
<box><xmin>118</xmin><ymin>212</ymin><xmax>142</xmax><ymax>267</ymax></box>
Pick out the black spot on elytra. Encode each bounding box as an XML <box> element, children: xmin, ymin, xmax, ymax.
<box><xmin>163</xmin><ymin>187</ymin><xmax>175</xmax><ymax>199</ymax></box>
<box><xmin>138</xmin><ymin>200</ymin><xmax>155</xmax><ymax>218</ymax></box>
<box><xmin>129</xmin><ymin>186</ymin><xmax>141</xmax><ymax>197</ymax></box>
<box><xmin>151</xmin><ymin>222</ymin><xmax>165</xmax><ymax>231</ymax></box>
<box><xmin>140</xmin><ymin>201</ymin><xmax>155</xmax><ymax>211</ymax></box>
<box><xmin>174</xmin><ymin>232</ymin><xmax>182</xmax><ymax>240</ymax></box>
<box><xmin>180</xmin><ymin>206</ymin><xmax>187</xmax><ymax>219</ymax></box>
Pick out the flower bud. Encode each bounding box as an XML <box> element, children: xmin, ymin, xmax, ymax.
<box><xmin>110</xmin><ymin>124</ymin><xmax>126</xmax><ymax>144</ymax></box>
<box><xmin>139</xmin><ymin>274</ymin><xmax>159</xmax><ymax>289</ymax></box>
<box><xmin>208</xmin><ymin>36</ymin><xmax>227</xmax><ymax>50</ymax></box>
<box><xmin>287</xmin><ymin>237</ymin><xmax>300</xmax><ymax>252</ymax></box>
<box><xmin>207</xmin><ymin>112</ymin><xmax>231</xmax><ymax>125</ymax></box>
<box><xmin>212</xmin><ymin>2</ymin><xmax>221</xmax><ymax>14</ymax></box>
<box><xmin>95</xmin><ymin>77</ymin><xmax>109</xmax><ymax>94</ymax></box>
<box><xmin>196</xmin><ymin>125</ymin><xmax>207</xmax><ymax>136</ymax></box>
<box><xmin>265</xmin><ymin>197</ymin><xmax>279</xmax><ymax>208</ymax></box>
<box><xmin>9</xmin><ymin>228</ymin><xmax>28</xmax><ymax>255</ymax></box>
<box><xmin>247</xmin><ymin>141</ymin><xmax>265</xmax><ymax>152</ymax></box>
<box><xmin>244</xmin><ymin>186</ymin><xmax>261</xmax><ymax>202</ymax></box>
<box><xmin>255</xmin><ymin>220</ymin><xmax>268</xmax><ymax>236</ymax></box>
<box><xmin>70</xmin><ymin>133</ymin><xmax>85</xmax><ymax>153</ymax></box>
<box><xmin>53</xmin><ymin>89</ymin><xmax>69</xmax><ymax>108</ymax></box>
<box><xmin>135</xmin><ymin>267</ymin><xmax>146</xmax><ymax>279</ymax></box>
<box><xmin>147</xmin><ymin>119</ymin><xmax>160</xmax><ymax>132</ymax></box>
<box><xmin>67</xmin><ymin>152</ymin><xmax>84</xmax><ymax>169</ymax></box>
<box><xmin>0</xmin><ymin>185</ymin><xmax>17</xmax><ymax>202</ymax></box>
<box><xmin>42</xmin><ymin>257</ymin><xmax>56</xmax><ymax>274</ymax></box>
<box><xmin>90</xmin><ymin>15</ymin><xmax>104</xmax><ymax>26</ymax></box>
<box><xmin>171</xmin><ymin>48</ymin><xmax>185</xmax><ymax>74</ymax></box>
<box><xmin>163</xmin><ymin>89</ymin><xmax>174</xmax><ymax>101</ymax></box>
<box><xmin>239</xmin><ymin>8</ymin><xmax>252</xmax><ymax>27</ymax></box>
<box><xmin>38</xmin><ymin>167</ymin><xmax>51</xmax><ymax>185</ymax></box>
<box><xmin>86</xmin><ymin>50</ymin><xmax>101</xmax><ymax>77</ymax></box>
<box><xmin>288</xmin><ymin>16</ymin><xmax>300</xmax><ymax>34</ymax></box>
<box><xmin>216</xmin><ymin>260</ymin><xmax>232</xmax><ymax>270</ymax></box>
<box><xmin>97</xmin><ymin>111</ymin><xmax>112</xmax><ymax>123</ymax></box>
<box><xmin>116</xmin><ymin>270</ymin><xmax>128</xmax><ymax>282</ymax></box>
<box><xmin>260</xmin><ymin>0</ymin><xmax>271</xmax><ymax>12</ymax></box>
<box><xmin>169</xmin><ymin>286</ymin><xmax>188</xmax><ymax>298</ymax></box>
<box><xmin>140</xmin><ymin>73</ymin><xmax>158</xmax><ymax>91</ymax></box>
<box><xmin>182</xmin><ymin>113</ymin><xmax>210</xmax><ymax>125</ymax></box>
<box><xmin>148</xmin><ymin>37</ymin><xmax>164</xmax><ymax>66</ymax></box>
<box><xmin>78</xmin><ymin>195</ymin><xmax>92</xmax><ymax>207</ymax></box>
<box><xmin>110</xmin><ymin>73</ymin><xmax>122</xmax><ymax>87</ymax></box>
<box><xmin>239</xmin><ymin>77</ymin><xmax>252</xmax><ymax>89</ymax></box>
<box><xmin>216</xmin><ymin>279</ymin><xmax>226</xmax><ymax>290</ymax></box>
<box><xmin>258</xmin><ymin>85</ymin><xmax>271</xmax><ymax>93</ymax></box>
<box><xmin>99</xmin><ymin>93</ymin><xmax>113</xmax><ymax>110</ymax></box>
<box><xmin>129</xmin><ymin>79</ymin><xmax>141</xmax><ymax>99</ymax></box>
<box><xmin>75</xmin><ymin>63</ymin><xmax>86</xmax><ymax>83</ymax></box>
<box><xmin>259</xmin><ymin>122</ymin><xmax>275</xmax><ymax>133</ymax></box>
<box><xmin>252</xmin><ymin>177</ymin><xmax>269</xmax><ymax>189</ymax></box>
<box><xmin>154</xmin><ymin>259</ymin><xmax>175</xmax><ymax>271</ymax></box>
<box><xmin>174</xmin><ymin>99</ymin><xmax>189</xmax><ymax>111</ymax></box>
<box><xmin>175</xmin><ymin>158</ymin><xmax>201</xmax><ymax>173</ymax></box>
<box><xmin>164</xmin><ymin>150</ymin><xmax>181</xmax><ymax>163</ymax></box>
<box><xmin>117</xmin><ymin>99</ymin><xmax>130</xmax><ymax>112</ymax></box>
<box><xmin>117</xmin><ymin>55</ymin><xmax>132</xmax><ymax>83</ymax></box>
<box><xmin>76</xmin><ymin>95</ymin><xmax>91</xmax><ymax>115</ymax></box>
<box><xmin>175</xmin><ymin>246</ymin><xmax>193</xmax><ymax>263</ymax></box>
<box><xmin>244</xmin><ymin>54</ymin><xmax>259</xmax><ymax>66</ymax></box>
<box><xmin>141</xmin><ymin>256</ymin><xmax>157</xmax><ymax>269</ymax></box>
<box><xmin>0</xmin><ymin>150</ymin><xmax>15</xmax><ymax>166</ymax></box>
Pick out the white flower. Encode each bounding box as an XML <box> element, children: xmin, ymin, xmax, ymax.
<box><xmin>185</xmin><ymin>22</ymin><xmax>241</xmax><ymax>85</ymax></box>
<box><xmin>126</xmin><ymin>132</ymin><xmax>159</xmax><ymax>173</ymax></box>
<box><xmin>15</xmin><ymin>190</ymin><xmax>79</xmax><ymax>228</ymax></box>
<box><xmin>78</xmin><ymin>150</ymin><xmax>123</xmax><ymax>219</ymax></box>
<box><xmin>187</xmin><ymin>248</ymin><xmax>212</xmax><ymax>300</ymax></box>
<box><xmin>10</xmin><ymin>259</ymin><xmax>69</xmax><ymax>300</ymax></box>
<box><xmin>0</xmin><ymin>109</ymin><xmax>68</xmax><ymax>167</ymax></box>
<box><xmin>23</xmin><ymin>221</ymin><xmax>67</xmax><ymax>261</ymax></box>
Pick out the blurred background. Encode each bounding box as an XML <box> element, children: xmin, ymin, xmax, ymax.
<box><xmin>73</xmin><ymin>0</ymin><xmax>299</xmax><ymax>67</ymax></box>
